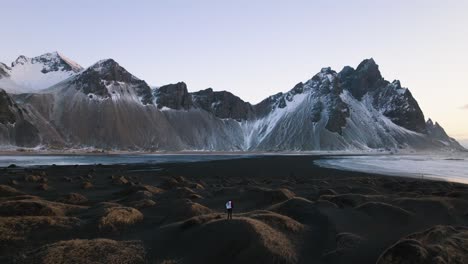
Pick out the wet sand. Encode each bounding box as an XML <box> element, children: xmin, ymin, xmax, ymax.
<box><xmin>1</xmin><ymin>155</ymin><xmax>468</xmax><ymax>263</ymax></box>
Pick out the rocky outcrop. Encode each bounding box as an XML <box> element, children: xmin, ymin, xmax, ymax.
<box><xmin>0</xmin><ymin>89</ymin><xmax>40</xmax><ymax>147</ymax></box>
<box><xmin>338</xmin><ymin>58</ymin><xmax>386</xmax><ymax>100</ymax></box>
<box><xmin>0</xmin><ymin>89</ymin><xmax>17</xmax><ymax>124</ymax></box>
<box><xmin>372</xmin><ymin>81</ymin><xmax>426</xmax><ymax>133</ymax></box>
<box><xmin>426</xmin><ymin>119</ymin><xmax>449</xmax><ymax>139</ymax></box>
<box><xmin>338</xmin><ymin>59</ymin><xmax>426</xmax><ymax>133</ymax></box>
<box><xmin>70</xmin><ymin>59</ymin><xmax>153</xmax><ymax>105</ymax></box>
<box><xmin>154</xmin><ymin>82</ymin><xmax>193</xmax><ymax>110</ymax></box>
<box><xmin>0</xmin><ymin>63</ymin><xmax>11</xmax><ymax>79</ymax></box>
<box><xmin>426</xmin><ymin>119</ymin><xmax>465</xmax><ymax>150</ymax></box>
<box><xmin>192</xmin><ymin>88</ymin><xmax>254</xmax><ymax>121</ymax></box>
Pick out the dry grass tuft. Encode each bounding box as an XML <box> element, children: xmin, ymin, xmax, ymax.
<box><xmin>159</xmin><ymin>176</ymin><xmax>204</xmax><ymax>191</ymax></box>
<box><xmin>378</xmin><ymin>225</ymin><xmax>468</xmax><ymax>264</ymax></box>
<box><xmin>81</xmin><ymin>181</ymin><xmax>93</xmax><ymax>189</ymax></box>
<box><xmin>0</xmin><ymin>199</ymin><xmax>86</xmax><ymax>217</ymax></box>
<box><xmin>57</xmin><ymin>193</ymin><xmax>88</xmax><ymax>205</ymax></box>
<box><xmin>37</xmin><ymin>183</ymin><xmax>49</xmax><ymax>191</ymax></box>
<box><xmin>117</xmin><ymin>184</ymin><xmax>164</xmax><ymax>197</ymax></box>
<box><xmin>25</xmin><ymin>175</ymin><xmax>47</xmax><ymax>183</ymax></box>
<box><xmin>178</xmin><ymin>216</ymin><xmax>298</xmax><ymax>263</ymax></box>
<box><xmin>0</xmin><ymin>216</ymin><xmax>82</xmax><ymax>253</ymax></box>
<box><xmin>0</xmin><ymin>185</ymin><xmax>24</xmax><ymax>197</ymax></box>
<box><xmin>180</xmin><ymin>213</ymin><xmax>224</xmax><ymax>230</ymax></box>
<box><xmin>246</xmin><ymin>210</ymin><xmax>305</xmax><ymax>233</ymax></box>
<box><xmin>127</xmin><ymin>199</ymin><xmax>156</xmax><ymax>209</ymax></box>
<box><xmin>98</xmin><ymin>206</ymin><xmax>144</xmax><ymax>232</ymax></box>
<box><xmin>17</xmin><ymin>239</ymin><xmax>146</xmax><ymax>264</ymax></box>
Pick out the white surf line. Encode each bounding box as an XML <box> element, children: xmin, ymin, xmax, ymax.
<box><xmin>315</xmin><ymin>154</ymin><xmax>468</xmax><ymax>184</ymax></box>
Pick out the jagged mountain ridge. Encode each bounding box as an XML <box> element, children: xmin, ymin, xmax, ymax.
<box><xmin>13</xmin><ymin>58</ymin><xmax>243</xmax><ymax>150</ymax></box>
<box><xmin>0</xmin><ymin>52</ymin><xmax>464</xmax><ymax>151</ymax></box>
<box><xmin>0</xmin><ymin>52</ymin><xmax>83</xmax><ymax>94</ymax></box>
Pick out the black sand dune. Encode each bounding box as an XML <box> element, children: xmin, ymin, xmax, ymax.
<box><xmin>1</xmin><ymin>155</ymin><xmax>468</xmax><ymax>263</ymax></box>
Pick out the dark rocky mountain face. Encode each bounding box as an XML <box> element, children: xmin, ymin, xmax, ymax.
<box><xmin>0</xmin><ymin>89</ymin><xmax>40</xmax><ymax>147</ymax></box>
<box><xmin>252</xmin><ymin>68</ymin><xmax>350</xmax><ymax>135</ymax></box>
<box><xmin>338</xmin><ymin>59</ymin><xmax>387</xmax><ymax>100</ymax></box>
<box><xmin>71</xmin><ymin>67</ymin><xmax>111</xmax><ymax>97</ymax></box>
<box><xmin>13</xmin><ymin>121</ymin><xmax>40</xmax><ymax>147</ymax></box>
<box><xmin>325</xmin><ymin>96</ymin><xmax>349</xmax><ymax>134</ymax></box>
<box><xmin>426</xmin><ymin>119</ymin><xmax>448</xmax><ymax>138</ymax></box>
<box><xmin>314</xmin><ymin>68</ymin><xmax>350</xmax><ymax>134</ymax></box>
<box><xmin>192</xmin><ymin>88</ymin><xmax>254</xmax><ymax>121</ymax></box>
<box><xmin>0</xmin><ymin>89</ymin><xmax>17</xmax><ymax>124</ymax></box>
<box><xmin>425</xmin><ymin>119</ymin><xmax>464</xmax><ymax>150</ymax></box>
<box><xmin>154</xmin><ymin>82</ymin><xmax>193</xmax><ymax>110</ymax></box>
<box><xmin>70</xmin><ymin>59</ymin><xmax>153</xmax><ymax>105</ymax></box>
<box><xmin>11</xmin><ymin>55</ymin><xmax>29</xmax><ymax>67</ymax></box>
<box><xmin>372</xmin><ymin>81</ymin><xmax>427</xmax><ymax>133</ymax></box>
<box><xmin>0</xmin><ymin>63</ymin><xmax>11</xmax><ymax>78</ymax></box>
<box><xmin>254</xmin><ymin>92</ymin><xmax>284</xmax><ymax>118</ymax></box>
<box><xmin>337</xmin><ymin>59</ymin><xmax>427</xmax><ymax>133</ymax></box>
<box><xmin>251</xmin><ymin>82</ymin><xmax>309</xmax><ymax>120</ymax></box>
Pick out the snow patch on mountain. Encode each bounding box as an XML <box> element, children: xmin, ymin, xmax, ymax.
<box><xmin>0</xmin><ymin>52</ymin><xmax>82</xmax><ymax>94</ymax></box>
<box><xmin>45</xmin><ymin>59</ymin><xmax>153</xmax><ymax>106</ymax></box>
<box><xmin>10</xmin><ymin>62</ymin><xmax>74</xmax><ymax>91</ymax></box>
<box><xmin>340</xmin><ymin>91</ymin><xmax>421</xmax><ymax>150</ymax></box>
<box><xmin>459</xmin><ymin>139</ymin><xmax>468</xmax><ymax>148</ymax></box>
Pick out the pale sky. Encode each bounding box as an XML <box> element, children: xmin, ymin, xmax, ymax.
<box><xmin>1</xmin><ymin>0</ymin><xmax>467</xmax><ymax>142</ymax></box>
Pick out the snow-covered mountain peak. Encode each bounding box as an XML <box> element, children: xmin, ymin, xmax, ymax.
<box><xmin>320</xmin><ymin>67</ymin><xmax>333</xmax><ymax>74</ymax></box>
<box><xmin>12</xmin><ymin>55</ymin><xmax>30</xmax><ymax>67</ymax></box>
<box><xmin>388</xmin><ymin>80</ymin><xmax>408</xmax><ymax>95</ymax></box>
<box><xmin>309</xmin><ymin>67</ymin><xmax>338</xmax><ymax>92</ymax></box>
<box><xmin>44</xmin><ymin>51</ymin><xmax>83</xmax><ymax>73</ymax></box>
<box><xmin>11</xmin><ymin>52</ymin><xmax>82</xmax><ymax>73</ymax></box>
<box><xmin>60</xmin><ymin>58</ymin><xmax>153</xmax><ymax>105</ymax></box>
<box><xmin>337</xmin><ymin>58</ymin><xmax>386</xmax><ymax>100</ymax></box>
<box><xmin>89</xmin><ymin>58</ymin><xmax>117</xmax><ymax>70</ymax></box>
<box><xmin>356</xmin><ymin>58</ymin><xmax>378</xmax><ymax>71</ymax></box>
<box><xmin>0</xmin><ymin>52</ymin><xmax>83</xmax><ymax>93</ymax></box>
<box><xmin>84</xmin><ymin>59</ymin><xmax>141</xmax><ymax>82</ymax></box>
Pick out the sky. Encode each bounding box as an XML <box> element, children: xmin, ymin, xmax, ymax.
<box><xmin>1</xmin><ymin>0</ymin><xmax>467</xmax><ymax>143</ymax></box>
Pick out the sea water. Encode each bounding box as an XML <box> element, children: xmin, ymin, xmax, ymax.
<box><xmin>315</xmin><ymin>153</ymin><xmax>468</xmax><ymax>184</ymax></box>
<box><xmin>0</xmin><ymin>154</ymin><xmax>253</xmax><ymax>167</ymax></box>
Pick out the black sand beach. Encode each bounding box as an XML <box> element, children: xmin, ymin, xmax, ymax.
<box><xmin>1</xmin><ymin>155</ymin><xmax>468</xmax><ymax>263</ymax></box>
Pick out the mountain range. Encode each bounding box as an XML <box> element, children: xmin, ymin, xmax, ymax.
<box><xmin>0</xmin><ymin>52</ymin><xmax>464</xmax><ymax>152</ymax></box>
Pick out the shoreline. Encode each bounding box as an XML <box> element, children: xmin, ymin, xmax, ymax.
<box><xmin>5</xmin><ymin>146</ymin><xmax>467</xmax><ymax>156</ymax></box>
<box><xmin>0</xmin><ymin>152</ymin><xmax>466</xmax><ymax>185</ymax></box>
<box><xmin>0</xmin><ymin>149</ymin><xmax>391</xmax><ymax>156</ymax></box>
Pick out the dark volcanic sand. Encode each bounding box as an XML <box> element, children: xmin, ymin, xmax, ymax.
<box><xmin>1</xmin><ymin>155</ymin><xmax>468</xmax><ymax>264</ymax></box>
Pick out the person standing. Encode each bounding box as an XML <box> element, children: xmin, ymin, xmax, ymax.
<box><xmin>225</xmin><ymin>200</ymin><xmax>233</xmax><ymax>220</ymax></box>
